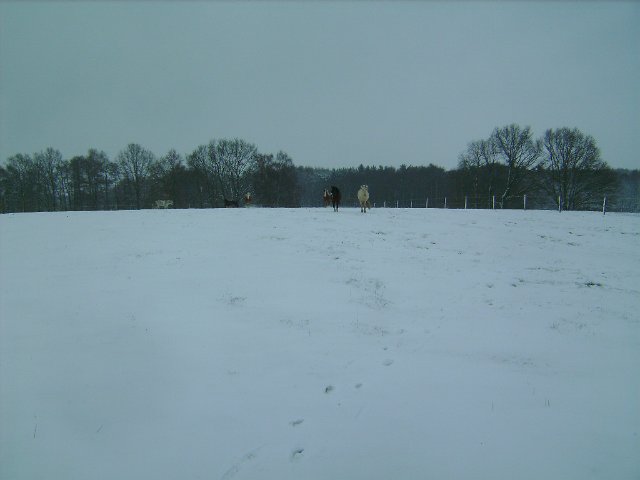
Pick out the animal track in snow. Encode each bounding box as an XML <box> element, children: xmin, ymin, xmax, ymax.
<box><xmin>219</xmin><ymin>293</ymin><xmax>246</xmax><ymax>306</ymax></box>
<box><xmin>346</xmin><ymin>276</ymin><xmax>390</xmax><ymax>310</ymax></box>
<box><xmin>280</xmin><ymin>317</ymin><xmax>310</xmax><ymax>330</ymax></box>
<box><xmin>220</xmin><ymin>447</ymin><xmax>261</xmax><ymax>480</ymax></box>
<box><xmin>291</xmin><ymin>448</ymin><xmax>305</xmax><ymax>461</ymax></box>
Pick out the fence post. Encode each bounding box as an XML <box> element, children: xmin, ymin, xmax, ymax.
<box><xmin>444</xmin><ymin>197</ymin><xmax>447</xmax><ymax>209</ymax></box>
<box><xmin>411</xmin><ymin>200</ymin><xmax>413</xmax><ymax>208</ymax></box>
<box><xmin>492</xmin><ymin>196</ymin><xmax>495</xmax><ymax>209</ymax></box>
<box><xmin>383</xmin><ymin>201</ymin><xmax>386</xmax><ymax>208</ymax></box>
<box><xmin>464</xmin><ymin>196</ymin><xmax>468</xmax><ymax>210</ymax></box>
<box><xmin>523</xmin><ymin>194</ymin><xmax>527</xmax><ymax>210</ymax></box>
<box><xmin>426</xmin><ymin>198</ymin><xmax>429</xmax><ymax>209</ymax></box>
<box><xmin>603</xmin><ymin>196</ymin><xmax>607</xmax><ymax>215</ymax></box>
<box><xmin>396</xmin><ymin>200</ymin><xmax>399</xmax><ymax>208</ymax></box>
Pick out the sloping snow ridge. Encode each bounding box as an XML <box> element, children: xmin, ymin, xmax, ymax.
<box><xmin>1</xmin><ymin>208</ymin><xmax>638</xmax><ymax>479</ymax></box>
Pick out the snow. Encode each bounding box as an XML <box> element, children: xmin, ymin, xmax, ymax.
<box><xmin>1</xmin><ymin>207</ymin><xmax>639</xmax><ymax>479</ymax></box>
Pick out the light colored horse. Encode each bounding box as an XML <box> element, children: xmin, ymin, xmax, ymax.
<box><xmin>154</xmin><ymin>200</ymin><xmax>173</xmax><ymax>209</ymax></box>
<box><xmin>323</xmin><ymin>189</ymin><xmax>332</xmax><ymax>207</ymax></box>
<box><xmin>357</xmin><ymin>185</ymin><xmax>370</xmax><ymax>213</ymax></box>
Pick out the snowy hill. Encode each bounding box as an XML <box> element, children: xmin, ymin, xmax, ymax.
<box><xmin>1</xmin><ymin>208</ymin><xmax>638</xmax><ymax>479</ymax></box>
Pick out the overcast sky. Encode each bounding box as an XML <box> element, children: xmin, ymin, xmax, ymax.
<box><xmin>1</xmin><ymin>1</ymin><xmax>638</xmax><ymax>170</ymax></box>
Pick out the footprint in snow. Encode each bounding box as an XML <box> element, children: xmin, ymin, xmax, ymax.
<box><xmin>291</xmin><ymin>448</ymin><xmax>305</xmax><ymax>462</ymax></box>
<box><xmin>383</xmin><ymin>359</ymin><xmax>394</xmax><ymax>367</ymax></box>
<box><xmin>220</xmin><ymin>448</ymin><xmax>261</xmax><ymax>480</ymax></box>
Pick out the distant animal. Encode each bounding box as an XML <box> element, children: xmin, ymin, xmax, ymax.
<box><xmin>323</xmin><ymin>189</ymin><xmax>332</xmax><ymax>207</ymax></box>
<box><xmin>154</xmin><ymin>199</ymin><xmax>173</xmax><ymax>209</ymax></box>
<box><xmin>224</xmin><ymin>198</ymin><xmax>239</xmax><ymax>208</ymax></box>
<box><xmin>357</xmin><ymin>185</ymin><xmax>370</xmax><ymax>213</ymax></box>
<box><xmin>330</xmin><ymin>186</ymin><xmax>341</xmax><ymax>212</ymax></box>
<box><xmin>244</xmin><ymin>192</ymin><xmax>252</xmax><ymax>206</ymax></box>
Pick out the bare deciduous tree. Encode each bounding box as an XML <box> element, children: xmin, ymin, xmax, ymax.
<box><xmin>187</xmin><ymin>143</ymin><xmax>218</xmax><ymax>207</ymax></box>
<box><xmin>491</xmin><ymin>124</ymin><xmax>541</xmax><ymax>207</ymax></box>
<box><xmin>458</xmin><ymin>139</ymin><xmax>500</xmax><ymax>207</ymax></box>
<box><xmin>117</xmin><ymin>143</ymin><xmax>155</xmax><ymax>209</ymax></box>
<box><xmin>34</xmin><ymin>147</ymin><xmax>64</xmax><ymax>211</ymax></box>
<box><xmin>69</xmin><ymin>149</ymin><xmax>111</xmax><ymax>210</ymax></box>
<box><xmin>149</xmin><ymin>149</ymin><xmax>188</xmax><ymax>207</ymax></box>
<box><xmin>215</xmin><ymin>138</ymin><xmax>257</xmax><ymax>201</ymax></box>
<box><xmin>539</xmin><ymin>128</ymin><xmax>616</xmax><ymax>210</ymax></box>
<box><xmin>4</xmin><ymin>154</ymin><xmax>37</xmax><ymax>212</ymax></box>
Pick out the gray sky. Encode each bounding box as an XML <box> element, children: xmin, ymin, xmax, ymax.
<box><xmin>1</xmin><ymin>1</ymin><xmax>638</xmax><ymax>170</ymax></box>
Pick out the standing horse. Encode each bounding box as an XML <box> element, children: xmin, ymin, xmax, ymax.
<box><xmin>357</xmin><ymin>185</ymin><xmax>370</xmax><ymax>212</ymax></box>
<box><xmin>330</xmin><ymin>186</ymin><xmax>341</xmax><ymax>212</ymax></box>
<box><xmin>323</xmin><ymin>189</ymin><xmax>332</xmax><ymax>207</ymax></box>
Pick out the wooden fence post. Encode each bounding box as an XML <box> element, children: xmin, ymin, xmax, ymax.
<box><xmin>603</xmin><ymin>196</ymin><xmax>607</xmax><ymax>215</ymax></box>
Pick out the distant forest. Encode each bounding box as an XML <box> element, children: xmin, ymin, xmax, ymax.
<box><xmin>1</xmin><ymin>124</ymin><xmax>638</xmax><ymax>213</ymax></box>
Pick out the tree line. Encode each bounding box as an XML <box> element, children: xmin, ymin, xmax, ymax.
<box><xmin>1</xmin><ymin>125</ymin><xmax>638</xmax><ymax>213</ymax></box>
<box><xmin>456</xmin><ymin>124</ymin><xmax>620</xmax><ymax>210</ymax></box>
<box><xmin>300</xmin><ymin>124</ymin><xmax>636</xmax><ymax>211</ymax></box>
<box><xmin>0</xmin><ymin>139</ymin><xmax>299</xmax><ymax>212</ymax></box>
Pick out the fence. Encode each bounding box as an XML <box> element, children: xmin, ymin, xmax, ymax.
<box><xmin>339</xmin><ymin>194</ymin><xmax>640</xmax><ymax>213</ymax></box>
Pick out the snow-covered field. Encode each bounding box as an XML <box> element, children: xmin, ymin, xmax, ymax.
<box><xmin>1</xmin><ymin>207</ymin><xmax>638</xmax><ymax>480</ymax></box>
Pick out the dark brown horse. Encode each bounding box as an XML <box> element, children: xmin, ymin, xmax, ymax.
<box><xmin>330</xmin><ymin>186</ymin><xmax>341</xmax><ymax>212</ymax></box>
